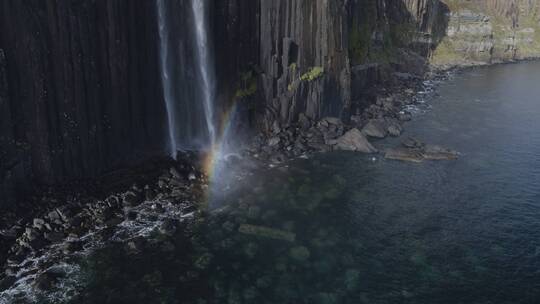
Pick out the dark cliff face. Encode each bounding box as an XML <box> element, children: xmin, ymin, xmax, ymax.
<box><xmin>1</xmin><ymin>0</ymin><xmax>450</xmax><ymax>205</ymax></box>
<box><xmin>2</xmin><ymin>0</ymin><xmax>539</xmax><ymax>205</ymax></box>
<box><xmin>215</xmin><ymin>0</ymin><xmax>450</xmax><ymax>129</ymax></box>
<box><xmin>0</xmin><ymin>0</ymin><xmax>168</xmax><ymax>204</ymax></box>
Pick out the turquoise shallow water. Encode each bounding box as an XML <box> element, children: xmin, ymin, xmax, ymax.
<box><xmin>65</xmin><ymin>62</ymin><xmax>540</xmax><ymax>304</ymax></box>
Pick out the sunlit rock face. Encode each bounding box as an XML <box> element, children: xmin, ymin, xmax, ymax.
<box><xmin>431</xmin><ymin>0</ymin><xmax>540</xmax><ymax>66</ymax></box>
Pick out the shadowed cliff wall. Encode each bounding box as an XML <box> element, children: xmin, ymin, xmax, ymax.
<box><xmin>0</xmin><ymin>0</ymin><xmax>168</xmax><ymax>205</ymax></box>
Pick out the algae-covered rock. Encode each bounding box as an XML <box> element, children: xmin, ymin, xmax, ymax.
<box><xmin>194</xmin><ymin>252</ymin><xmax>213</xmax><ymax>270</ymax></box>
<box><xmin>247</xmin><ymin>206</ymin><xmax>261</xmax><ymax>219</ymax></box>
<box><xmin>345</xmin><ymin>269</ymin><xmax>361</xmax><ymax>291</ymax></box>
<box><xmin>238</xmin><ymin>224</ymin><xmax>296</xmax><ymax>242</ymax></box>
<box><xmin>311</xmin><ymin>292</ymin><xmax>339</xmax><ymax>304</ymax></box>
<box><xmin>244</xmin><ymin>242</ymin><xmax>258</xmax><ymax>258</ymax></box>
<box><xmin>289</xmin><ymin>246</ymin><xmax>311</xmax><ymax>262</ymax></box>
<box><xmin>385</xmin><ymin>147</ymin><xmax>424</xmax><ymax>163</ymax></box>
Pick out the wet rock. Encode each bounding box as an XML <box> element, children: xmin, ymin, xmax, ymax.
<box><xmin>61</xmin><ymin>241</ymin><xmax>84</xmax><ymax>255</ymax></box>
<box><xmin>159</xmin><ymin>219</ymin><xmax>177</xmax><ymax>235</ymax></box>
<box><xmin>398</xmin><ymin>112</ymin><xmax>413</xmax><ymax>121</ymax></box>
<box><xmin>298</xmin><ymin>113</ymin><xmax>312</xmax><ymax>130</ymax></box>
<box><xmin>247</xmin><ymin>206</ymin><xmax>261</xmax><ymax>219</ymax></box>
<box><xmin>238</xmin><ymin>224</ymin><xmax>296</xmax><ymax>242</ymax></box>
<box><xmin>320</xmin><ymin>117</ymin><xmax>343</xmax><ymax>126</ymax></box>
<box><xmin>268</xmin><ymin>137</ymin><xmax>281</xmax><ymax>147</ymax></box>
<box><xmin>334</xmin><ymin>128</ymin><xmax>378</xmax><ymax>153</ymax></box>
<box><xmin>151</xmin><ymin>203</ymin><xmax>165</xmax><ymax>213</ymax></box>
<box><xmin>289</xmin><ymin>246</ymin><xmax>311</xmax><ymax>262</ymax></box>
<box><xmin>386</xmin><ymin>120</ymin><xmax>403</xmax><ymax>137</ymax></box>
<box><xmin>269</xmin><ymin>153</ymin><xmax>287</xmax><ymax>164</ymax></box>
<box><xmin>0</xmin><ymin>275</ymin><xmax>16</xmax><ymax>291</ymax></box>
<box><xmin>123</xmin><ymin>191</ymin><xmax>143</xmax><ymax>207</ymax></box>
<box><xmin>385</xmin><ymin>138</ymin><xmax>459</xmax><ymax>162</ymax></box>
<box><xmin>33</xmin><ymin>271</ymin><xmax>63</xmax><ymax>291</ymax></box>
<box><xmin>32</xmin><ymin>218</ymin><xmax>46</xmax><ymax>230</ymax></box>
<box><xmin>402</xmin><ymin>136</ymin><xmax>424</xmax><ymax>149</ymax></box>
<box><xmin>345</xmin><ymin>269</ymin><xmax>361</xmax><ymax>291</ymax></box>
<box><xmin>194</xmin><ymin>253</ymin><xmax>213</xmax><ymax>270</ymax></box>
<box><xmin>125</xmin><ymin>210</ymin><xmax>138</xmax><ymax>221</ymax></box>
<box><xmin>243</xmin><ymin>242</ymin><xmax>258</xmax><ymax>258</ymax></box>
<box><xmin>311</xmin><ymin>292</ymin><xmax>339</xmax><ymax>304</ymax></box>
<box><xmin>385</xmin><ymin>147</ymin><xmax>424</xmax><ymax>163</ymax></box>
<box><xmin>0</xmin><ymin>225</ymin><xmax>22</xmax><ymax>239</ymax></box>
<box><xmin>169</xmin><ymin>167</ymin><xmax>182</xmax><ymax>179</ymax></box>
<box><xmin>47</xmin><ymin>210</ymin><xmax>61</xmax><ymax>222</ymax></box>
<box><xmin>144</xmin><ymin>185</ymin><xmax>157</xmax><ymax>201</ymax></box>
<box><xmin>422</xmin><ymin>145</ymin><xmax>459</xmax><ymax>160</ymax></box>
<box><xmin>68</xmin><ymin>215</ymin><xmax>83</xmax><ymax>228</ymax></box>
<box><xmin>6</xmin><ymin>252</ymin><xmax>26</xmax><ymax>265</ymax></box>
<box><xmin>104</xmin><ymin>217</ymin><xmax>123</xmax><ymax>227</ymax></box>
<box><xmin>126</xmin><ymin>237</ymin><xmax>146</xmax><ymax>253</ymax></box>
<box><xmin>24</xmin><ymin>227</ymin><xmax>39</xmax><ymax>241</ymax></box>
<box><xmin>44</xmin><ymin>232</ymin><xmax>65</xmax><ymax>243</ymax></box>
<box><xmin>350</xmin><ymin>115</ymin><xmax>363</xmax><ymax>127</ymax></box>
<box><xmin>362</xmin><ymin>120</ymin><xmax>388</xmax><ymax>138</ymax></box>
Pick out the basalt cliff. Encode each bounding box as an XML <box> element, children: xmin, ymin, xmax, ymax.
<box><xmin>1</xmin><ymin>0</ymin><xmax>540</xmax><ymax>205</ymax></box>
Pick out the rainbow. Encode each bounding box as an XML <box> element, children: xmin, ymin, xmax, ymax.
<box><xmin>201</xmin><ymin>101</ymin><xmax>241</xmax><ymax>204</ymax></box>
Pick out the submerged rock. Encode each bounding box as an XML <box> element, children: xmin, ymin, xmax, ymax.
<box><xmin>289</xmin><ymin>246</ymin><xmax>311</xmax><ymax>262</ymax></box>
<box><xmin>238</xmin><ymin>224</ymin><xmax>296</xmax><ymax>242</ymax></box>
<box><xmin>385</xmin><ymin>137</ymin><xmax>459</xmax><ymax>162</ymax></box>
<box><xmin>385</xmin><ymin>147</ymin><xmax>424</xmax><ymax>163</ymax></box>
<box><xmin>334</xmin><ymin>128</ymin><xmax>378</xmax><ymax>153</ymax></box>
<box><xmin>422</xmin><ymin>144</ymin><xmax>460</xmax><ymax>160</ymax></box>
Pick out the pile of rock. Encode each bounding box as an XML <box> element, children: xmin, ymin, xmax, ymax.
<box><xmin>249</xmin><ymin>91</ymin><xmax>422</xmax><ymax>164</ymax></box>
<box><xmin>385</xmin><ymin>137</ymin><xmax>459</xmax><ymax>162</ymax></box>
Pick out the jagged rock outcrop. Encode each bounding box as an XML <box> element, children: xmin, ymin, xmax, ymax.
<box><xmin>0</xmin><ymin>1</ymin><xmax>168</xmax><ymax>205</ymax></box>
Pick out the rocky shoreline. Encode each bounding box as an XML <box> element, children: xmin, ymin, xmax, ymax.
<box><xmin>0</xmin><ymin>62</ymin><xmax>478</xmax><ymax>300</ymax></box>
<box><xmin>247</xmin><ymin>66</ymin><xmax>459</xmax><ymax>165</ymax></box>
<box><xmin>0</xmin><ymin>152</ymin><xmax>211</xmax><ymax>300</ymax></box>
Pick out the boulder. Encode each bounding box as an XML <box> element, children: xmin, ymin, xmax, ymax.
<box><xmin>385</xmin><ymin>138</ymin><xmax>459</xmax><ymax>162</ymax></box>
<box><xmin>298</xmin><ymin>113</ymin><xmax>312</xmax><ymax>130</ymax></box>
<box><xmin>361</xmin><ymin>120</ymin><xmax>388</xmax><ymax>138</ymax></box>
<box><xmin>386</xmin><ymin>120</ymin><xmax>403</xmax><ymax>137</ymax></box>
<box><xmin>384</xmin><ymin>147</ymin><xmax>424</xmax><ymax>163</ymax></box>
<box><xmin>423</xmin><ymin>145</ymin><xmax>459</xmax><ymax>160</ymax></box>
<box><xmin>44</xmin><ymin>232</ymin><xmax>65</xmax><ymax>243</ymax></box>
<box><xmin>334</xmin><ymin>129</ymin><xmax>378</xmax><ymax>153</ymax></box>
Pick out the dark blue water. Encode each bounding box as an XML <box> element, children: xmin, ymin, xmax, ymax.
<box><xmin>55</xmin><ymin>62</ymin><xmax>540</xmax><ymax>303</ymax></box>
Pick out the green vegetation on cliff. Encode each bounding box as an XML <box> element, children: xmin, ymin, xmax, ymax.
<box><xmin>235</xmin><ymin>70</ymin><xmax>258</xmax><ymax>99</ymax></box>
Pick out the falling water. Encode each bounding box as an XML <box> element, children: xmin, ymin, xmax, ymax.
<box><xmin>191</xmin><ymin>0</ymin><xmax>217</xmax><ymax>148</ymax></box>
<box><xmin>156</xmin><ymin>0</ymin><xmax>217</xmax><ymax>155</ymax></box>
<box><xmin>156</xmin><ymin>0</ymin><xmax>176</xmax><ymax>156</ymax></box>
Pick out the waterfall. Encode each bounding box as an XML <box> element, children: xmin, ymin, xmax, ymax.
<box><xmin>156</xmin><ymin>0</ymin><xmax>177</xmax><ymax>157</ymax></box>
<box><xmin>191</xmin><ymin>0</ymin><xmax>217</xmax><ymax>148</ymax></box>
<box><xmin>156</xmin><ymin>0</ymin><xmax>217</xmax><ymax>155</ymax></box>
